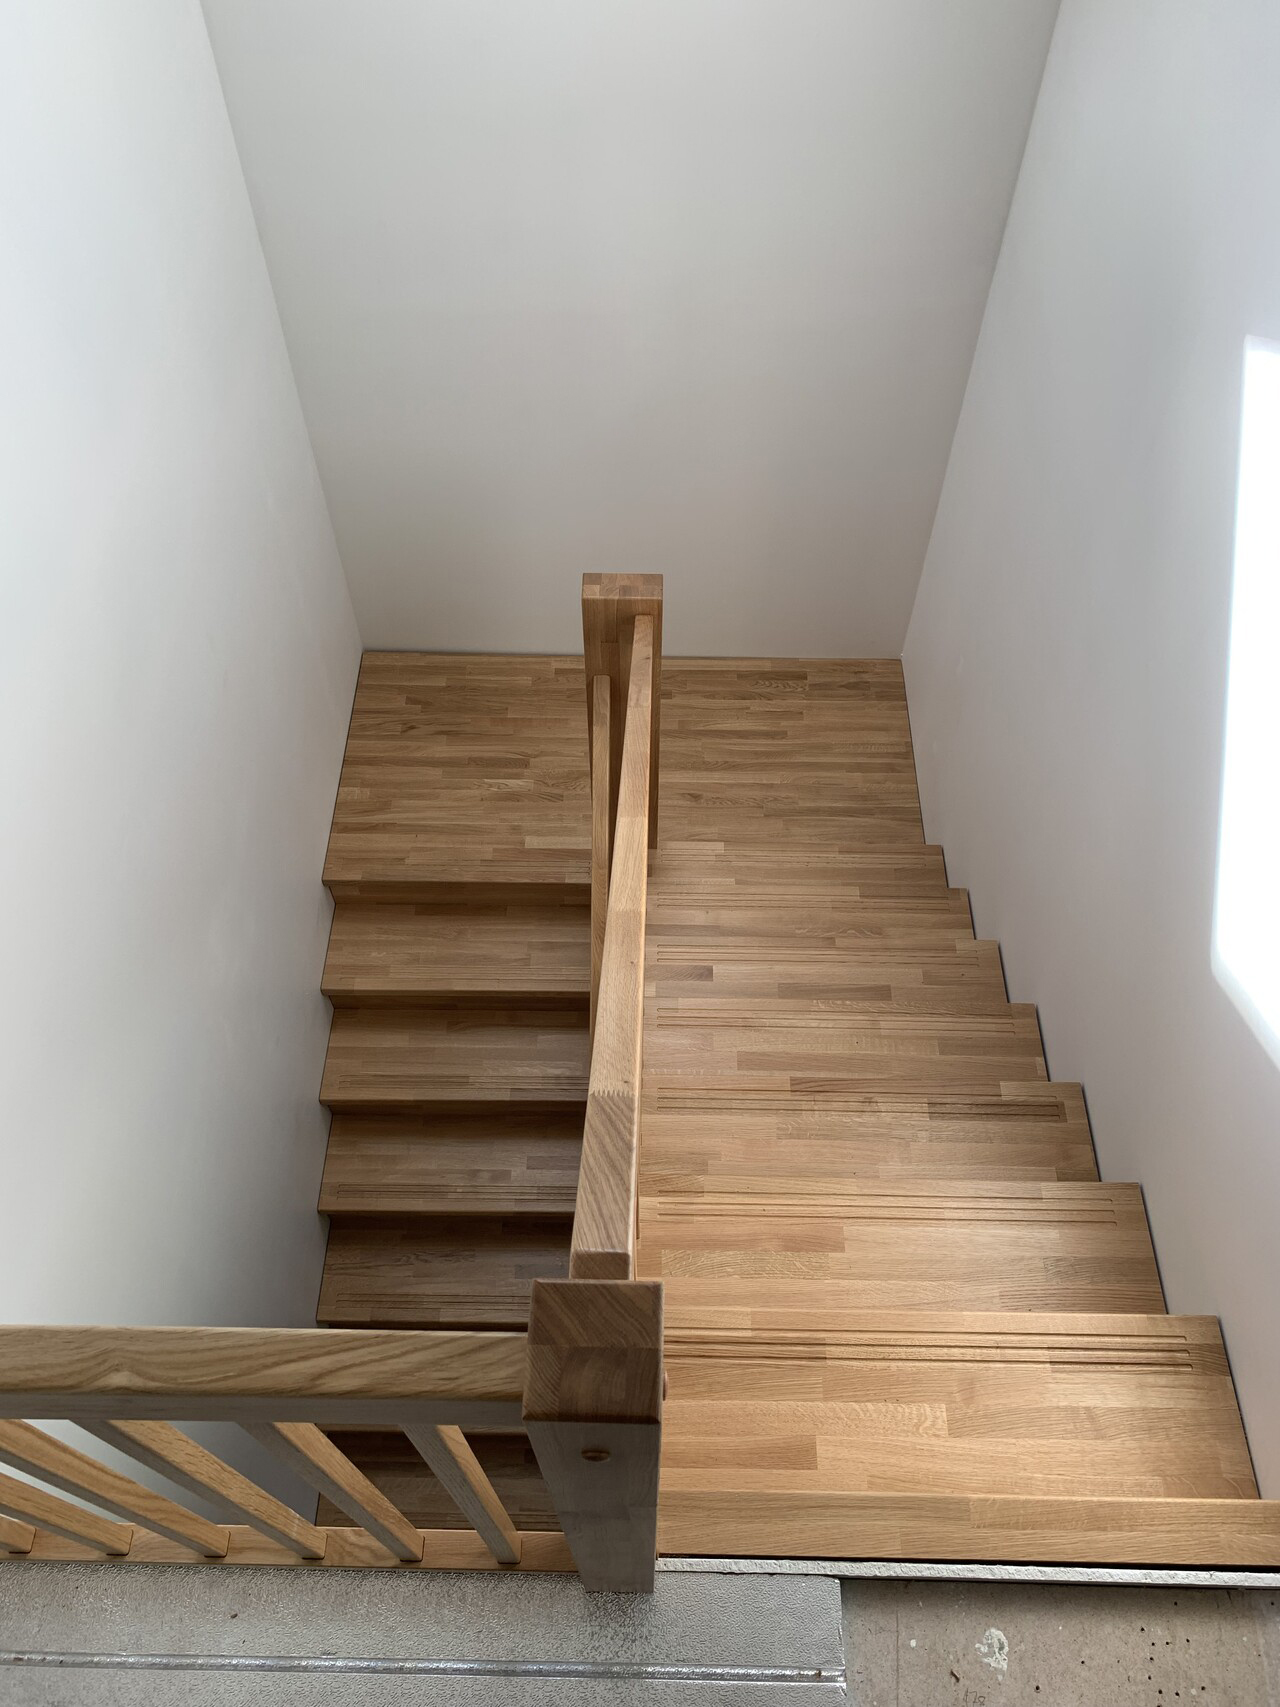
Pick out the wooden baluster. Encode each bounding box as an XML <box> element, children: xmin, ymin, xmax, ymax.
<box><xmin>401</xmin><ymin>1424</ymin><xmax>520</xmax><ymax>1564</ymax></box>
<box><xmin>0</xmin><ymin>1420</ymin><xmax>229</xmax><ymax>1556</ymax></box>
<box><xmin>523</xmin><ymin>1278</ymin><xmax>662</xmax><ymax>1593</ymax></box>
<box><xmin>243</xmin><ymin>1421</ymin><xmax>424</xmax><ymax>1561</ymax></box>
<box><xmin>83</xmin><ymin>1419</ymin><xmax>327</xmax><ymax>1559</ymax></box>
<box><xmin>0</xmin><ymin>1468</ymin><xmax>133</xmax><ymax>1554</ymax></box>
<box><xmin>0</xmin><ymin>1513</ymin><xmax>35</xmax><ymax>1555</ymax></box>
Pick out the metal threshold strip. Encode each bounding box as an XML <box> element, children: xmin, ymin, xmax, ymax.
<box><xmin>658</xmin><ymin>1556</ymin><xmax>1280</xmax><ymax>1589</ymax></box>
<box><xmin>0</xmin><ymin>1651</ymin><xmax>844</xmax><ymax>1688</ymax></box>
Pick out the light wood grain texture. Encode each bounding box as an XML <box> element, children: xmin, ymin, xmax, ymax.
<box><xmin>0</xmin><ymin>1514</ymin><xmax>34</xmax><ymax>1554</ymax></box>
<box><xmin>648</xmin><ymin>1009</ymin><xmax>1047</xmax><ymax>1093</ymax></box>
<box><xmin>639</xmin><ymin>1181</ymin><xmax>1161</xmax><ymax>1312</ymax></box>
<box><xmin>641</xmin><ymin>1082</ymin><xmax>1098</xmax><ymax>1185</ymax></box>
<box><xmin>635</xmin><ymin>656</ymin><xmax>1266</xmax><ymax>1563</ymax></box>
<box><xmin>658</xmin><ymin>659</ymin><xmax>923</xmax><ymax>850</ymax></box>
<box><xmin>660</xmin><ymin>1304</ymin><xmax>1256</xmax><ymax>1503</ymax></box>
<box><xmin>582</xmin><ymin>574</ymin><xmax>662</xmax><ymax>849</ymax></box>
<box><xmin>320</xmin><ymin>1113</ymin><xmax>581</xmax><ymax>1219</ymax></box>
<box><xmin>0</xmin><ymin>1420</ymin><xmax>229</xmax><ymax>1556</ymax></box>
<box><xmin>244</xmin><ymin>1422</ymin><xmax>424</xmax><ymax>1562</ymax></box>
<box><xmin>657</xmin><ymin>1494</ymin><xmax>1280</xmax><ymax>1566</ymax></box>
<box><xmin>654</xmin><ymin>845</ymin><xmax>951</xmax><ymax>890</ymax></box>
<box><xmin>319</xmin><ymin>1218</ymin><xmax>570</xmax><ymax>1329</ymax></box>
<box><xmin>651</xmin><ymin>938</ymin><xmax>1011</xmax><ymax>1014</ymax></box>
<box><xmin>321</xmin><ymin>1008</ymin><xmax>589</xmax><ymax>1112</ymax></box>
<box><xmin>0</xmin><ymin>1325</ymin><xmax>525</xmax><ymax>1425</ymax></box>
<box><xmin>82</xmin><ymin>1420</ymin><xmax>327</xmax><ymax>1559</ymax></box>
<box><xmin>524</xmin><ymin>1280</ymin><xmax>663</xmax><ymax>1592</ymax></box>
<box><xmin>590</xmin><ymin>672</ymin><xmax>611</xmax><ymax>1036</ymax></box>
<box><xmin>649</xmin><ymin>892</ymin><xmax>975</xmax><ymax>939</ymax></box>
<box><xmin>17</xmin><ymin>1525</ymin><xmax>577</xmax><ymax>1571</ymax></box>
<box><xmin>0</xmin><ymin>1469</ymin><xmax>133</xmax><ymax>1554</ymax></box>
<box><xmin>324</xmin><ymin>653</ymin><xmax>591</xmax><ymax>898</ymax></box>
<box><xmin>296</xmin><ymin>648</ymin><xmax>1269</xmax><ymax>1569</ymax></box>
<box><xmin>572</xmin><ymin>618</ymin><xmax>653</xmax><ymax>1281</ymax></box>
<box><xmin>402</xmin><ymin>1424</ymin><xmax>521</xmax><ymax>1564</ymax></box>
<box><xmin>324</xmin><ymin>903</ymin><xmax>590</xmax><ymax>1007</ymax></box>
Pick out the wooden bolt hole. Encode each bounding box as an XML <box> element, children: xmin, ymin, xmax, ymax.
<box><xmin>581</xmin><ymin>1447</ymin><xmax>611</xmax><ymax>1464</ymax></box>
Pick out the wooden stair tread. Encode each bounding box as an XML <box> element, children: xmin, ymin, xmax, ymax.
<box><xmin>660</xmin><ymin>1304</ymin><xmax>1256</xmax><ymax>1502</ymax></box>
<box><xmin>325</xmin><ymin>654</ymin><xmax>590</xmax><ymax>896</ymax></box>
<box><xmin>639</xmin><ymin>1181</ymin><xmax>1163</xmax><ymax>1312</ymax></box>
<box><xmin>641</xmin><ymin>1081</ymin><xmax>1098</xmax><ymax>1184</ymax></box>
<box><xmin>320</xmin><ymin>1113</ymin><xmax>581</xmax><ymax>1218</ymax></box>
<box><xmin>654</xmin><ymin>846</ymin><xmax>950</xmax><ymax>889</ymax></box>
<box><xmin>649</xmin><ymin>894</ymin><xmax>974</xmax><ymax>938</ymax></box>
<box><xmin>651</xmin><ymin>941</ymin><xmax>1009</xmax><ymax>1013</ymax></box>
<box><xmin>323</xmin><ymin>902</ymin><xmax>590</xmax><ymax>1006</ymax></box>
<box><xmin>321</xmin><ymin>1009</ymin><xmax>590</xmax><ymax>1111</ymax></box>
<box><xmin>645</xmin><ymin>1007</ymin><xmax>1048</xmax><ymax>1088</ymax></box>
<box><xmin>650</xmin><ymin>1000</ymin><xmax>1041</xmax><ymax>1035</ymax></box>
<box><xmin>318</xmin><ymin>1218</ymin><xmax>570</xmax><ymax>1329</ymax></box>
<box><xmin>659</xmin><ymin>662</ymin><xmax>924</xmax><ymax>849</ymax></box>
<box><xmin>656</xmin><ymin>1492</ymin><xmax>1280</xmax><ymax>1567</ymax></box>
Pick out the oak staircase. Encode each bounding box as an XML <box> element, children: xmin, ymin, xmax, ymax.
<box><xmin>2</xmin><ymin>576</ymin><xmax>1278</xmax><ymax>1586</ymax></box>
<box><xmin>312</xmin><ymin>614</ymin><xmax>1276</xmax><ymax>1566</ymax></box>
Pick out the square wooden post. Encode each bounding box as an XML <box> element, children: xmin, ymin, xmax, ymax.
<box><xmin>522</xmin><ymin>1279</ymin><xmax>663</xmax><ymax>1592</ymax></box>
<box><xmin>582</xmin><ymin>573</ymin><xmax>663</xmax><ymax>854</ymax></box>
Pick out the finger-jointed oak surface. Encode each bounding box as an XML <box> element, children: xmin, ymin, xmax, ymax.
<box><xmin>312</xmin><ymin>652</ymin><xmax>1272</xmax><ymax>1563</ymax></box>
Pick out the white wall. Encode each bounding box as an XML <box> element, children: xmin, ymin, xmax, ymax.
<box><xmin>201</xmin><ymin>0</ymin><xmax>1058</xmax><ymax>656</ymax></box>
<box><xmin>905</xmin><ymin>1</ymin><xmax>1280</xmax><ymax>1487</ymax></box>
<box><xmin>0</xmin><ymin>1</ymin><xmax>360</xmax><ymax>1344</ymax></box>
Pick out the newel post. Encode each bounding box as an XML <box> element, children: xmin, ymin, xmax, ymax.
<box><xmin>523</xmin><ymin>1278</ymin><xmax>663</xmax><ymax>1592</ymax></box>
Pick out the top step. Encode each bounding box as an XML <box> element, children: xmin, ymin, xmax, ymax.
<box><xmin>324</xmin><ymin>655</ymin><xmax>936</xmax><ymax>895</ymax></box>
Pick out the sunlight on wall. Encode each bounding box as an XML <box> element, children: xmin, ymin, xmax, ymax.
<box><xmin>1214</xmin><ymin>337</ymin><xmax>1280</xmax><ymax>1068</ymax></box>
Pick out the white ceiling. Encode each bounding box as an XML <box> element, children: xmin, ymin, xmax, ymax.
<box><xmin>202</xmin><ymin>0</ymin><xmax>1059</xmax><ymax>655</ymax></box>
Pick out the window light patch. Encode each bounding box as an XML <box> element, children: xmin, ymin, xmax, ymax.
<box><xmin>1214</xmin><ymin>336</ymin><xmax>1280</xmax><ymax>1067</ymax></box>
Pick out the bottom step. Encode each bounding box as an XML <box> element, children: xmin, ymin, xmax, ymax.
<box><xmin>656</xmin><ymin>1492</ymin><xmax>1280</xmax><ymax>1568</ymax></box>
<box><xmin>662</xmin><ymin>1302</ymin><xmax>1257</xmax><ymax>1504</ymax></box>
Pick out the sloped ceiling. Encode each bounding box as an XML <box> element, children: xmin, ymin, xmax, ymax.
<box><xmin>203</xmin><ymin>0</ymin><xmax>1059</xmax><ymax>654</ymax></box>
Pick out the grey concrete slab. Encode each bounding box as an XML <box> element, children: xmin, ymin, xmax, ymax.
<box><xmin>0</xmin><ymin>1564</ymin><xmax>845</xmax><ymax>1703</ymax></box>
<box><xmin>842</xmin><ymin>1578</ymin><xmax>1280</xmax><ymax>1707</ymax></box>
<box><xmin>0</xmin><ymin>1563</ymin><xmax>841</xmax><ymax>1668</ymax></box>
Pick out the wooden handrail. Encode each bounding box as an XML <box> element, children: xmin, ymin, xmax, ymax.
<box><xmin>0</xmin><ymin>578</ymin><xmax>668</xmax><ymax>1593</ymax></box>
<box><xmin>512</xmin><ymin>573</ymin><xmax>666</xmax><ymax>1593</ymax></box>
<box><xmin>0</xmin><ymin>1325</ymin><xmax>524</xmax><ymax>1422</ymax></box>
<box><xmin>573</xmin><ymin>612</ymin><xmax>654</xmax><ymax>1281</ymax></box>
<box><xmin>589</xmin><ymin>673</ymin><xmax>611</xmax><ymax>1034</ymax></box>
<box><xmin>0</xmin><ymin>1324</ymin><xmax>539</xmax><ymax>1570</ymax></box>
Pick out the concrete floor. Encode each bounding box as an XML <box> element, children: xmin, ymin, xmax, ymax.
<box><xmin>842</xmin><ymin>1580</ymin><xmax>1280</xmax><ymax>1707</ymax></box>
<box><xmin>5</xmin><ymin>1564</ymin><xmax>1280</xmax><ymax>1703</ymax></box>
